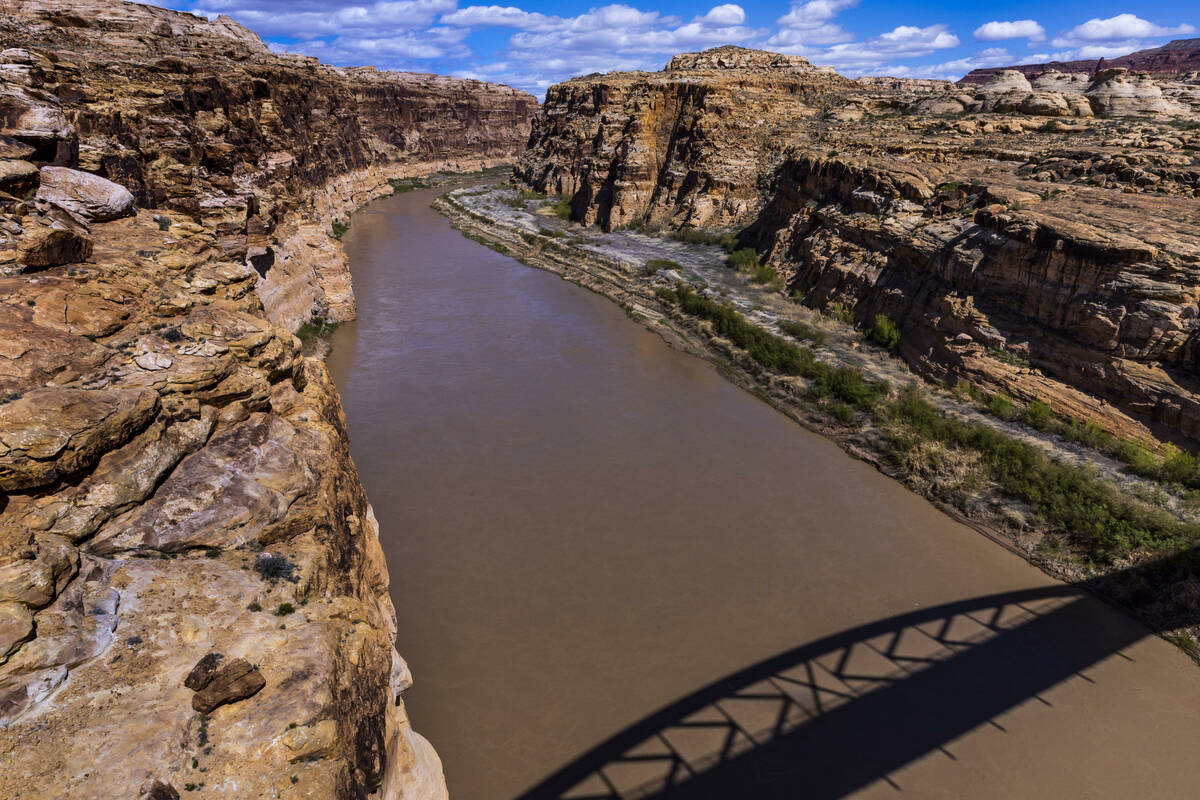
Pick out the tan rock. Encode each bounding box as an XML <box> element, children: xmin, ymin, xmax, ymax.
<box><xmin>36</xmin><ymin>166</ymin><xmax>135</xmax><ymax>222</ymax></box>
<box><xmin>1086</xmin><ymin>68</ymin><xmax>1189</xmax><ymax>117</ymax></box>
<box><xmin>16</xmin><ymin>221</ymin><xmax>92</xmax><ymax>268</ymax></box>
<box><xmin>0</xmin><ymin>158</ymin><xmax>38</xmax><ymax>196</ymax></box>
<box><xmin>0</xmin><ymin>601</ymin><xmax>33</xmax><ymax>662</ymax></box>
<box><xmin>0</xmin><ymin>387</ymin><xmax>158</xmax><ymax>491</ymax></box>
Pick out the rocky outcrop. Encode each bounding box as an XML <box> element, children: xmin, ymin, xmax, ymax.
<box><xmin>0</xmin><ymin>0</ymin><xmax>536</xmax><ymax>328</ymax></box>
<box><xmin>0</xmin><ymin>1</ymin><xmax>536</xmax><ymax>798</ymax></box>
<box><xmin>960</xmin><ymin>37</ymin><xmax>1200</xmax><ymax>85</ymax></box>
<box><xmin>518</xmin><ymin>46</ymin><xmax>854</xmax><ymax>231</ymax></box>
<box><xmin>35</xmin><ymin>166</ymin><xmax>135</xmax><ymax>223</ymax></box>
<box><xmin>517</xmin><ymin>46</ymin><xmax>1200</xmax><ymax>447</ymax></box>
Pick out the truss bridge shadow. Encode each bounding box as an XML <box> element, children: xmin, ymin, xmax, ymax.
<box><xmin>515</xmin><ymin>551</ymin><xmax>1199</xmax><ymax>800</ymax></box>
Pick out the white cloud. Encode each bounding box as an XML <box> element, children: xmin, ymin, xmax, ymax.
<box><xmin>503</xmin><ymin>4</ymin><xmax>758</xmax><ymax>59</ymax></box>
<box><xmin>896</xmin><ymin>47</ymin><xmax>1013</xmax><ymax>80</ymax></box>
<box><xmin>767</xmin><ymin>0</ymin><xmax>857</xmax><ymax>48</ymax></box>
<box><xmin>290</xmin><ymin>26</ymin><xmax>471</xmax><ymax>61</ymax></box>
<box><xmin>439</xmin><ymin>5</ymin><xmax>556</xmax><ymax>30</ymax></box>
<box><xmin>700</xmin><ymin>4</ymin><xmax>745</xmax><ymax>27</ymax></box>
<box><xmin>192</xmin><ymin>0</ymin><xmax>457</xmax><ymax>38</ymax></box>
<box><xmin>973</xmin><ymin>20</ymin><xmax>1045</xmax><ymax>42</ymax></box>
<box><xmin>802</xmin><ymin>24</ymin><xmax>959</xmax><ymax>73</ymax></box>
<box><xmin>1051</xmin><ymin>14</ymin><xmax>1196</xmax><ymax>47</ymax></box>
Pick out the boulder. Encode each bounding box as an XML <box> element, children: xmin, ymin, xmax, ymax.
<box><xmin>1019</xmin><ymin>92</ymin><xmax>1071</xmax><ymax>117</ymax></box>
<box><xmin>0</xmin><ymin>135</ymin><xmax>36</xmax><ymax>160</ymax></box>
<box><xmin>1032</xmin><ymin>70</ymin><xmax>1089</xmax><ymax>95</ymax></box>
<box><xmin>0</xmin><ymin>159</ymin><xmax>38</xmax><ymax>197</ymax></box>
<box><xmin>185</xmin><ymin>652</ymin><xmax>266</xmax><ymax>713</ymax></box>
<box><xmin>978</xmin><ymin>70</ymin><xmax>1033</xmax><ymax>95</ymax></box>
<box><xmin>138</xmin><ymin>781</ymin><xmax>180</xmax><ymax>800</ymax></box>
<box><xmin>1086</xmin><ymin>69</ymin><xmax>1188</xmax><ymax>117</ymax></box>
<box><xmin>915</xmin><ymin>97</ymin><xmax>966</xmax><ymax>115</ymax></box>
<box><xmin>36</xmin><ymin>166</ymin><xmax>135</xmax><ymax>222</ymax></box>
<box><xmin>16</xmin><ymin>221</ymin><xmax>92</xmax><ymax>268</ymax></box>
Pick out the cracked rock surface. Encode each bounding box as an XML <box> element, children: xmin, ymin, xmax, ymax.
<box><xmin>0</xmin><ymin>0</ymin><xmax>536</xmax><ymax>797</ymax></box>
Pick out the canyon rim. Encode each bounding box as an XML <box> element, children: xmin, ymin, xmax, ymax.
<box><xmin>0</xmin><ymin>1</ymin><xmax>533</xmax><ymax>797</ymax></box>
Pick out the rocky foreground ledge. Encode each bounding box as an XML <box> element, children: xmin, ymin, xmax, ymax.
<box><xmin>0</xmin><ymin>1</ymin><xmax>535</xmax><ymax>797</ymax></box>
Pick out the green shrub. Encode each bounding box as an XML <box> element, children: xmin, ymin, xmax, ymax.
<box><xmin>809</xmin><ymin>365</ymin><xmax>890</xmax><ymax>410</ymax></box>
<box><xmin>643</xmin><ymin>258</ymin><xmax>681</xmax><ymax>275</ymax></box>
<box><xmin>671</xmin><ymin>228</ymin><xmax>739</xmax><ymax>251</ymax></box>
<box><xmin>750</xmin><ymin>262</ymin><xmax>781</xmax><ymax>287</ymax></box>
<box><xmin>671</xmin><ymin>284</ymin><xmax>816</xmax><ymax>376</ymax></box>
<box><xmin>778</xmin><ymin>319</ymin><xmax>827</xmax><ymax>346</ymax></box>
<box><xmin>987</xmin><ymin>392</ymin><xmax>1013</xmax><ymax>419</ymax></box>
<box><xmin>389</xmin><ymin>178</ymin><xmax>428</xmax><ymax>193</ymax></box>
<box><xmin>654</xmin><ymin>287</ymin><xmax>679</xmax><ymax>304</ymax></box>
<box><xmin>254</xmin><ymin>552</ymin><xmax>298</xmax><ymax>582</ymax></box>
<box><xmin>1024</xmin><ymin>398</ymin><xmax>1054</xmax><ymax>430</ymax></box>
<box><xmin>829</xmin><ymin>402</ymin><xmax>857</xmax><ymax>424</ymax></box>
<box><xmin>551</xmin><ymin>200</ymin><xmax>572</xmax><ymax>220</ymax></box>
<box><xmin>870</xmin><ymin>313</ymin><xmax>901</xmax><ymax>350</ymax></box>
<box><xmin>275</xmin><ymin>603</ymin><xmax>295</xmax><ymax>616</ymax></box>
<box><xmin>826</xmin><ymin>301</ymin><xmax>853</xmax><ymax>323</ymax></box>
<box><xmin>985</xmin><ymin>346</ymin><xmax>1030</xmax><ymax>367</ymax></box>
<box><xmin>727</xmin><ymin>248</ymin><xmax>759</xmax><ymax>272</ymax></box>
<box><xmin>331</xmin><ymin>221</ymin><xmax>349</xmax><ymax>240</ymax></box>
<box><xmin>296</xmin><ymin>316</ymin><xmax>340</xmax><ymax>347</ymax></box>
<box><xmin>1063</xmin><ymin>418</ymin><xmax>1109</xmax><ymax>450</ymax></box>
<box><xmin>1160</xmin><ymin>444</ymin><xmax>1200</xmax><ymax>487</ymax></box>
<box><xmin>887</xmin><ymin>388</ymin><xmax>1200</xmax><ymax>563</ymax></box>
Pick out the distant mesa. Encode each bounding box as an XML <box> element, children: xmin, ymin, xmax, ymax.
<box><xmin>959</xmin><ymin>37</ymin><xmax>1200</xmax><ymax>85</ymax></box>
<box><xmin>664</xmin><ymin>45</ymin><xmax>818</xmax><ymax>73</ymax></box>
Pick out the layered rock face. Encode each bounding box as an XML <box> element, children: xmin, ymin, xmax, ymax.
<box><xmin>0</xmin><ymin>1</ymin><xmax>535</xmax><ymax>797</ymax></box>
<box><xmin>519</xmin><ymin>46</ymin><xmax>855</xmax><ymax>230</ymax></box>
<box><xmin>1</xmin><ymin>0</ymin><xmax>535</xmax><ymax>328</ymax></box>
<box><xmin>960</xmin><ymin>37</ymin><xmax>1200</xmax><ymax>85</ymax></box>
<box><xmin>517</xmin><ymin>46</ymin><xmax>1200</xmax><ymax>446</ymax></box>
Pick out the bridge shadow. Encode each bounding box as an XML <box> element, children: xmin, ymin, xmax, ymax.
<box><xmin>516</xmin><ymin>551</ymin><xmax>1199</xmax><ymax>799</ymax></box>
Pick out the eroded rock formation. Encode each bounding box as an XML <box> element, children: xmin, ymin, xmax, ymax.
<box><xmin>516</xmin><ymin>45</ymin><xmax>1200</xmax><ymax>447</ymax></box>
<box><xmin>960</xmin><ymin>37</ymin><xmax>1200</xmax><ymax>85</ymax></box>
<box><xmin>0</xmin><ymin>0</ymin><xmax>536</xmax><ymax>797</ymax></box>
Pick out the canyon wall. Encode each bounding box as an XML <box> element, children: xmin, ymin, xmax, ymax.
<box><xmin>516</xmin><ymin>46</ymin><xmax>1200</xmax><ymax>446</ymax></box>
<box><xmin>0</xmin><ymin>1</ymin><xmax>535</xmax><ymax>797</ymax></box>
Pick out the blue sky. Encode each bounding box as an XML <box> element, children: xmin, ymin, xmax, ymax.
<box><xmin>150</xmin><ymin>1</ymin><xmax>1197</xmax><ymax>97</ymax></box>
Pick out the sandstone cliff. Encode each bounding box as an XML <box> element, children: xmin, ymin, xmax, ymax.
<box><xmin>516</xmin><ymin>46</ymin><xmax>1200</xmax><ymax>448</ymax></box>
<box><xmin>0</xmin><ymin>1</ymin><xmax>535</xmax><ymax>797</ymax></box>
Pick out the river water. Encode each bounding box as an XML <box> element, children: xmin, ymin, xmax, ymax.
<box><xmin>326</xmin><ymin>186</ymin><xmax>1200</xmax><ymax>799</ymax></box>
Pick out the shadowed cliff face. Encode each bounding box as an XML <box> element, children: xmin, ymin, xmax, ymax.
<box><xmin>0</xmin><ymin>1</ymin><xmax>535</xmax><ymax>798</ymax></box>
<box><xmin>516</xmin><ymin>46</ymin><xmax>1200</xmax><ymax>447</ymax></box>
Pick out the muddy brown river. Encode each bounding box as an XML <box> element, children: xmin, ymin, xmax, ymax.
<box><xmin>326</xmin><ymin>186</ymin><xmax>1200</xmax><ymax>799</ymax></box>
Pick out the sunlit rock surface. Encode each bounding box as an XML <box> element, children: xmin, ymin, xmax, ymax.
<box><xmin>0</xmin><ymin>0</ymin><xmax>536</xmax><ymax>797</ymax></box>
<box><xmin>516</xmin><ymin>45</ymin><xmax>1200</xmax><ymax>446</ymax></box>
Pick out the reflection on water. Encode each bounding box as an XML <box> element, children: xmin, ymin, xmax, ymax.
<box><xmin>327</xmin><ymin>187</ymin><xmax>1200</xmax><ymax>800</ymax></box>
